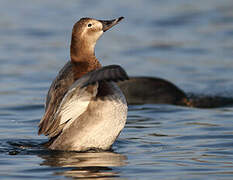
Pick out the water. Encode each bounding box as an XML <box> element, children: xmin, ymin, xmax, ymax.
<box><xmin>1</xmin><ymin>0</ymin><xmax>233</xmax><ymax>179</ymax></box>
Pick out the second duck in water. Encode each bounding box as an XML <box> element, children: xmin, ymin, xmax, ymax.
<box><xmin>38</xmin><ymin>17</ymin><xmax>128</xmax><ymax>151</ymax></box>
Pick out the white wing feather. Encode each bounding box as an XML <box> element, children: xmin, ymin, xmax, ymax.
<box><xmin>54</xmin><ymin>79</ymin><xmax>98</xmax><ymax>130</ymax></box>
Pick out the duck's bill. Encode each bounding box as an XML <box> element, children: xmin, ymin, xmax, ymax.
<box><xmin>99</xmin><ymin>17</ymin><xmax>124</xmax><ymax>32</ymax></box>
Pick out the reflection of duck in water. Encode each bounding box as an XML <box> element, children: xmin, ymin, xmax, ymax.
<box><xmin>38</xmin><ymin>151</ymin><xmax>127</xmax><ymax>179</ymax></box>
<box><xmin>38</xmin><ymin>17</ymin><xmax>129</xmax><ymax>151</ymax></box>
<box><xmin>118</xmin><ymin>77</ymin><xmax>233</xmax><ymax>108</ymax></box>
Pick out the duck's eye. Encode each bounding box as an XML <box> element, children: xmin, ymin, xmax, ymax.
<box><xmin>88</xmin><ymin>23</ymin><xmax>92</xmax><ymax>27</ymax></box>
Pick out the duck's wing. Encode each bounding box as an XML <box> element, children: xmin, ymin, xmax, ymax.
<box><xmin>45</xmin><ymin>62</ymin><xmax>74</xmax><ymax>111</ymax></box>
<box><xmin>39</xmin><ymin>65</ymin><xmax>129</xmax><ymax>138</ymax></box>
<box><xmin>38</xmin><ymin>62</ymin><xmax>74</xmax><ymax>136</ymax></box>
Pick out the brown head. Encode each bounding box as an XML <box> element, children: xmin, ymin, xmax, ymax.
<box><xmin>70</xmin><ymin>17</ymin><xmax>124</xmax><ymax>62</ymax></box>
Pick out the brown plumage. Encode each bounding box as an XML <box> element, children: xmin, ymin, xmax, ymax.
<box><xmin>38</xmin><ymin>17</ymin><xmax>128</xmax><ymax>151</ymax></box>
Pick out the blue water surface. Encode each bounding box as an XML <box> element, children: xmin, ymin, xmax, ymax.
<box><xmin>1</xmin><ymin>0</ymin><xmax>233</xmax><ymax>179</ymax></box>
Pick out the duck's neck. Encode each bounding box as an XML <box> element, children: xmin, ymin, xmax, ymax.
<box><xmin>70</xmin><ymin>36</ymin><xmax>101</xmax><ymax>80</ymax></box>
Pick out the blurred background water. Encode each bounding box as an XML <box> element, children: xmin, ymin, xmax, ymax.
<box><xmin>1</xmin><ymin>0</ymin><xmax>233</xmax><ymax>179</ymax></box>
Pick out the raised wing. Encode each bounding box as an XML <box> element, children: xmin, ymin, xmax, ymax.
<box><xmin>38</xmin><ymin>64</ymin><xmax>129</xmax><ymax>138</ymax></box>
<box><xmin>43</xmin><ymin>80</ymin><xmax>98</xmax><ymax>138</ymax></box>
<box><xmin>82</xmin><ymin>65</ymin><xmax>129</xmax><ymax>87</ymax></box>
<box><xmin>38</xmin><ymin>62</ymin><xmax>74</xmax><ymax>136</ymax></box>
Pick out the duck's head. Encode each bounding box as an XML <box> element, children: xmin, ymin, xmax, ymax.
<box><xmin>72</xmin><ymin>17</ymin><xmax>124</xmax><ymax>43</ymax></box>
<box><xmin>71</xmin><ymin>17</ymin><xmax>124</xmax><ymax>61</ymax></box>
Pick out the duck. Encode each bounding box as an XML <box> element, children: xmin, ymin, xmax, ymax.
<box><xmin>117</xmin><ymin>77</ymin><xmax>233</xmax><ymax>108</ymax></box>
<box><xmin>38</xmin><ymin>17</ymin><xmax>129</xmax><ymax>152</ymax></box>
<box><xmin>117</xmin><ymin>77</ymin><xmax>188</xmax><ymax>105</ymax></box>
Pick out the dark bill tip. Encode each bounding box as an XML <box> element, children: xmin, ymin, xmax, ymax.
<box><xmin>99</xmin><ymin>17</ymin><xmax>124</xmax><ymax>32</ymax></box>
<box><xmin>117</xmin><ymin>16</ymin><xmax>124</xmax><ymax>23</ymax></box>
